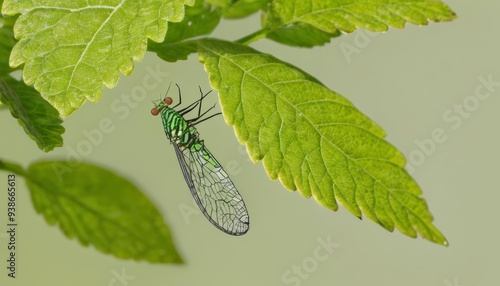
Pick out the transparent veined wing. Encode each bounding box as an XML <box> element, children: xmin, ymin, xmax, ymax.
<box><xmin>172</xmin><ymin>142</ymin><xmax>250</xmax><ymax>235</ymax></box>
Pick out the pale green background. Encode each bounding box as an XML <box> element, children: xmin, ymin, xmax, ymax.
<box><xmin>1</xmin><ymin>1</ymin><xmax>499</xmax><ymax>285</ymax></box>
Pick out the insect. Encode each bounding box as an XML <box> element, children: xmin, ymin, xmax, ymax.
<box><xmin>151</xmin><ymin>84</ymin><xmax>250</xmax><ymax>236</ymax></box>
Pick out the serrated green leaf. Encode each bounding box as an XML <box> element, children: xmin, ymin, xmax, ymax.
<box><xmin>197</xmin><ymin>38</ymin><xmax>447</xmax><ymax>245</ymax></box>
<box><xmin>25</xmin><ymin>161</ymin><xmax>182</xmax><ymax>263</ymax></box>
<box><xmin>266</xmin><ymin>22</ymin><xmax>341</xmax><ymax>48</ymax></box>
<box><xmin>222</xmin><ymin>0</ymin><xmax>269</xmax><ymax>19</ymax></box>
<box><xmin>0</xmin><ymin>75</ymin><xmax>64</xmax><ymax>152</ymax></box>
<box><xmin>148</xmin><ymin>1</ymin><xmax>220</xmax><ymax>62</ymax></box>
<box><xmin>2</xmin><ymin>0</ymin><xmax>194</xmax><ymax>116</ymax></box>
<box><xmin>266</xmin><ymin>0</ymin><xmax>457</xmax><ymax>34</ymax></box>
<box><xmin>0</xmin><ymin>13</ymin><xmax>17</xmax><ymax>75</ymax></box>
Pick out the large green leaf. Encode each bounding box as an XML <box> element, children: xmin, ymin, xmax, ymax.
<box><xmin>2</xmin><ymin>0</ymin><xmax>193</xmax><ymax>116</ymax></box>
<box><xmin>25</xmin><ymin>160</ymin><xmax>182</xmax><ymax>263</ymax></box>
<box><xmin>197</xmin><ymin>38</ymin><xmax>447</xmax><ymax>245</ymax></box>
<box><xmin>266</xmin><ymin>0</ymin><xmax>456</xmax><ymax>34</ymax></box>
<box><xmin>0</xmin><ymin>75</ymin><xmax>64</xmax><ymax>152</ymax></box>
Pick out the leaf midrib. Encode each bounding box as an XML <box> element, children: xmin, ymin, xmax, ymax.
<box><xmin>64</xmin><ymin>1</ymin><xmax>125</xmax><ymax>93</ymax></box>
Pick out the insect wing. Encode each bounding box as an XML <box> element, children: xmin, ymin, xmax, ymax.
<box><xmin>172</xmin><ymin>143</ymin><xmax>250</xmax><ymax>235</ymax></box>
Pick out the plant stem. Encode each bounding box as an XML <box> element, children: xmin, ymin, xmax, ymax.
<box><xmin>235</xmin><ymin>28</ymin><xmax>270</xmax><ymax>45</ymax></box>
<box><xmin>0</xmin><ymin>159</ymin><xmax>27</xmax><ymax>177</ymax></box>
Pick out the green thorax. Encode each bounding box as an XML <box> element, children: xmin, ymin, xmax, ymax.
<box><xmin>160</xmin><ymin>107</ymin><xmax>201</xmax><ymax>149</ymax></box>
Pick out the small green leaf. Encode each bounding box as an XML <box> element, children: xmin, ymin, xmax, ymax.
<box><xmin>149</xmin><ymin>41</ymin><xmax>198</xmax><ymax>63</ymax></box>
<box><xmin>164</xmin><ymin>1</ymin><xmax>221</xmax><ymax>43</ymax></box>
<box><xmin>222</xmin><ymin>0</ymin><xmax>269</xmax><ymax>19</ymax></box>
<box><xmin>266</xmin><ymin>0</ymin><xmax>457</xmax><ymax>34</ymax></box>
<box><xmin>197</xmin><ymin>38</ymin><xmax>447</xmax><ymax>245</ymax></box>
<box><xmin>0</xmin><ymin>75</ymin><xmax>64</xmax><ymax>152</ymax></box>
<box><xmin>148</xmin><ymin>42</ymin><xmax>196</xmax><ymax>62</ymax></box>
<box><xmin>206</xmin><ymin>0</ymin><xmax>231</xmax><ymax>8</ymax></box>
<box><xmin>266</xmin><ymin>22</ymin><xmax>341</xmax><ymax>48</ymax></box>
<box><xmin>25</xmin><ymin>161</ymin><xmax>182</xmax><ymax>263</ymax></box>
<box><xmin>2</xmin><ymin>0</ymin><xmax>194</xmax><ymax>116</ymax></box>
<box><xmin>149</xmin><ymin>1</ymin><xmax>220</xmax><ymax>62</ymax></box>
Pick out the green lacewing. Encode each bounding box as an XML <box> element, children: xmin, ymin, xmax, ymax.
<box><xmin>151</xmin><ymin>85</ymin><xmax>249</xmax><ymax>235</ymax></box>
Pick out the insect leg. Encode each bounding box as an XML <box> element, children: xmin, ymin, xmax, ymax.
<box><xmin>178</xmin><ymin>88</ymin><xmax>213</xmax><ymax>115</ymax></box>
<box><xmin>191</xmin><ymin>111</ymin><xmax>222</xmax><ymax>125</ymax></box>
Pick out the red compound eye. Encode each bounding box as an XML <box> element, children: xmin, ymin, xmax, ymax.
<box><xmin>151</xmin><ymin>108</ymin><xmax>160</xmax><ymax>116</ymax></box>
<box><xmin>164</xmin><ymin>97</ymin><xmax>173</xmax><ymax>105</ymax></box>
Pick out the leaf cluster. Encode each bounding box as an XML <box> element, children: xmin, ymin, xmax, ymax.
<box><xmin>0</xmin><ymin>0</ymin><xmax>456</xmax><ymax>263</ymax></box>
